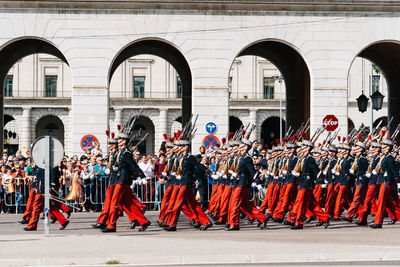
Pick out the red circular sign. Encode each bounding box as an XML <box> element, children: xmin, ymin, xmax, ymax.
<box><xmin>202</xmin><ymin>135</ymin><xmax>220</xmax><ymax>150</ymax></box>
<box><xmin>80</xmin><ymin>134</ymin><xmax>99</xmax><ymax>151</ymax></box>
<box><xmin>323</xmin><ymin>115</ymin><xmax>339</xmax><ymax>132</ymax></box>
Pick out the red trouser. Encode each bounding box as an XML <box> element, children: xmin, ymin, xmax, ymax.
<box><xmin>273</xmin><ymin>184</ymin><xmax>287</xmax><ymax>218</ymax></box>
<box><xmin>158</xmin><ymin>184</ymin><xmax>174</xmax><ymax>222</ymax></box>
<box><xmin>273</xmin><ymin>183</ymin><xmax>296</xmax><ymax>220</ymax></box>
<box><xmin>163</xmin><ymin>185</ymin><xmax>180</xmax><ymax>223</ymax></box>
<box><xmin>27</xmin><ymin>194</ymin><xmax>68</xmax><ymax>229</ymax></box>
<box><xmin>166</xmin><ymin>185</ymin><xmax>197</xmax><ymax>227</ymax></box>
<box><xmin>207</xmin><ymin>183</ymin><xmax>219</xmax><ymax>214</ymax></box>
<box><xmin>259</xmin><ymin>182</ymin><xmax>274</xmax><ymax>214</ymax></box>
<box><xmin>212</xmin><ymin>184</ymin><xmax>225</xmax><ymax>216</ymax></box>
<box><xmin>334</xmin><ymin>185</ymin><xmax>351</xmax><ymax>219</ymax></box>
<box><xmin>228</xmin><ymin>186</ymin><xmax>268</xmax><ymax>229</ymax></box>
<box><xmin>186</xmin><ymin>187</ymin><xmax>211</xmax><ymax>226</ymax></box>
<box><xmin>313</xmin><ymin>184</ymin><xmax>326</xmax><ymax>207</ymax></box>
<box><xmin>292</xmin><ymin>188</ymin><xmax>330</xmax><ymax>228</ymax></box>
<box><xmin>374</xmin><ymin>183</ymin><xmax>400</xmax><ymax>225</ymax></box>
<box><xmin>268</xmin><ymin>183</ymin><xmax>280</xmax><ymax>215</ymax></box>
<box><xmin>22</xmin><ymin>189</ymin><xmax>36</xmax><ymax>221</ymax></box>
<box><xmin>218</xmin><ymin>185</ymin><xmax>231</xmax><ymax>223</ymax></box>
<box><xmin>346</xmin><ymin>184</ymin><xmax>367</xmax><ymax>220</ymax></box>
<box><xmin>325</xmin><ymin>183</ymin><xmax>340</xmax><ymax>216</ymax></box>
<box><xmin>358</xmin><ymin>184</ymin><xmax>379</xmax><ymax>222</ymax></box>
<box><xmin>106</xmin><ymin>183</ymin><xmax>149</xmax><ymax>230</ymax></box>
<box><xmin>96</xmin><ymin>184</ymin><xmax>115</xmax><ymax>225</ymax></box>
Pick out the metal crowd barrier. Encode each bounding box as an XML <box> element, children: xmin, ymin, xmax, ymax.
<box><xmin>3</xmin><ymin>178</ymin><xmax>31</xmax><ymax>214</ymax></box>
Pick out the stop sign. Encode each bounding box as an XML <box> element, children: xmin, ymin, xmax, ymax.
<box><xmin>323</xmin><ymin>115</ymin><xmax>339</xmax><ymax>132</ymax></box>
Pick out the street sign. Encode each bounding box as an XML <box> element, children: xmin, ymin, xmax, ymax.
<box><xmin>323</xmin><ymin>115</ymin><xmax>339</xmax><ymax>132</ymax></box>
<box><xmin>202</xmin><ymin>135</ymin><xmax>220</xmax><ymax>150</ymax></box>
<box><xmin>80</xmin><ymin>134</ymin><xmax>99</xmax><ymax>151</ymax></box>
<box><xmin>31</xmin><ymin>136</ymin><xmax>64</xmax><ymax>237</ymax></box>
<box><xmin>205</xmin><ymin>122</ymin><xmax>217</xmax><ymax>134</ymax></box>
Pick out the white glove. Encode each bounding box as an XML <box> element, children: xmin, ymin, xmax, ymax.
<box><xmin>195</xmin><ymin>181</ymin><xmax>199</xmax><ymax>188</ymax></box>
<box><xmin>372</xmin><ymin>170</ymin><xmax>377</xmax><ymax>175</ymax></box>
<box><xmin>251</xmin><ymin>182</ymin><xmax>257</xmax><ymax>188</ymax></box>
<box><xmin>266</xmin><ymin>171</ymin><xmax>270</xmax><ymax>175</ymax></box>
<box><xmin>282</xmin><ymin>170</ymin><xmax>287</xmax><ymax>175</ymax></box>
<box><xmin>228</xmin><ymin>170</ymin><xmax>234</xmax><ymax>175</ymax></box>
<box><xmin>216</xmin><ymin>172</ymin><xmax>222</xmax><ymax>176</ymax></box>
<box><xmin>162</xmin><ymin>172</ymin><xmax>167</xmax><ymax>177</ymax></box>
<box><xmin>222</xmin><ymin>175</ymin><xmax>227</xmax><ymax>179</ymax></box>
<box><xmin>105</xmin><ymin>168</ymin><xmax>110</xmax><ymax>175</ymax></box>
<box><xmin>349</xmin><ymin>169</ymin><xmax>354</xmax><ymax>174</ymax></box>
<box><xmin>321</xmin><ymin>184</ymin><xmax>327</xmax><ymax>189</ymax></box>
<box><xmin>231</xmin><ymin>172</ymin><xmax>237</xmax><ymax>178</ymax></box>
<box><xmin>323</xmin><ymin>171</ymin><xmax>327</xmax><ymax>175</ymax></box>
<box><xmin>366</xmin><ymin>172</ymin><xmax>371</xmax><ymax>178</ymax></box>
<box><xmin>293</xmin><ymin>172</ymin><xmax>300</xmax><ymax>177</ymax></box>
<box><xmin>113</xmin><ymin>167</ymin><xmax>118</xmax><ymax>171</ymax></box>
<box><xmin>324</xmin><ymin>179</ymin><xmax>328</xmax><ymax>184</ymax></box>
<box><xmin>257</xmin><ymin>184</ymin><xmax>262</xmax><ymax>190</ymax></box>
<box><xmin>176</xmin><ymin>175</ymin><xmax>182</xmax><ymax>180</ymax></box>
<box><xmin>211</xmin><ymin>175</ymin><xmax>219</xmax><ymax>180</ymax></box>
<box><xmin>171</xmin><ymin>172</ymin><xmax>176</xmax><ymax>176</ymax></box>
<box><xmin>142</xmin><ymin>179</ymin><xmax>148</xmax><ymax>185</ymax></box>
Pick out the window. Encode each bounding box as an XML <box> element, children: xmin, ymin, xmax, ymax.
<box><xmin>45</xmin><ymin>75</ymin><xmax>57</xmax><ymax>97</ymax></box>
<box><xmin>177</xmin><ymin>76</ymin><xmax>182</xmax><ymax>98</ymax></box>
<box><xmin>3</xmin><ymin>75</ymin><xmax>12</xmax><ymax>97</ymax></box>
<box><xmin>371</xmin><ymin>75</ymin><xmax>380</xmax><ymax>93</ymax></box>
<box><xmin>228</xmin><ymin>77</ymin><xmax>233</xmax><ymax>98</ymax></box>
<box><xmin>263</xmin><ymin>77</ymin><xmax>274</xmax><ymax>99</ymax></box>
<box><xmin>133</xmin><ymin>76</ymin><xmax>145</xmax><ymax>98</ymax></box>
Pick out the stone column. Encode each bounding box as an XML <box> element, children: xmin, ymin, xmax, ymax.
<box><xmin>114</xmin><ymin>108</ymin><xmax>123</xmax><ymax>132</ymax></box>
<box><xmin>20</xmin><ymin>106</ymin><xmax>32</xmax><ymax>150</ymax></box>
<box><xmin>192</xmin><ymin>87</ymin><xmax>229</xmax><ymax>152</ymax></box>
<box><xmin>71</xmin><ymin>86</ymin><xmax>109</xmax><ymax>155</ymax></box>
<box><xmin>154</xmin><ymin>108</ymin><xmax>168</xmax><ymax>153</ymax></box>
<box><xmin>249</xmin><ymin>109</ymin><xmax>258</xmax><ymax>140</ymax></box>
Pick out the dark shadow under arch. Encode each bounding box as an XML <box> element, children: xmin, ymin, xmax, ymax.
<box><xmin>261</xmin><ymin>117</ymin><xmax>286</xmax><ymax>148</ymax></box>
<box><xmin>109</xmin><ymin>39</ymin><xmax>192</xmax><ymax>124</ymax></box>
<box><xmin>35</xmin><ymin>115</ymin><xmax>65</xmax><ymax>145</ymax></box>
<box><xmin>236</xmin><ymin>40</ymin><xmax>310</xmax><ymax>132</ymax></box>
<box><xmin>229</xmin><ymin>116</ymin><xmax>243</xmax><ymax>133</ymax></box>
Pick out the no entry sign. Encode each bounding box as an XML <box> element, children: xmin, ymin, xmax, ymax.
<box><xmin>202</xmin><ymin>135</ymin><xmax>220</xmax><ymax>150</ymax></box>
<box><xmin>80</xmin><ymin>134</ymin><xmax>99</xmax><ymax>151</ymax></box>
<box><xmin>323</xmin><ymin>115</ymin><xmax>339</xmax><ymax>132</ymax></box>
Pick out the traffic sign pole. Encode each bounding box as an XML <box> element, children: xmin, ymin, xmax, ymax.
<box><xmin>44</xmin><ymin>136</ymin><xmax>51</xmax><ymax>237</ymax></box>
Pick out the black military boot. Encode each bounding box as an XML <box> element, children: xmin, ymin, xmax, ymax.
<box><xmin>91</xmin><ymin>222</ymin><xmax>105</xmax><ymax>229</ymax></box>
<box><xmin>388</xmin><ymin>219</ymin><xmax>397</xmax><ymax>225</ymax></box>
<box><xmin>369</xmin><ymin>224</ymin><xmax>382</xmax><ymax>229</ymax></box>
<box><xmin>59</xmin><ymin>220</ymin><xmax>70</xmax><ymax>230</ymax></box>
<box><xmin>138</xmin><ymin>221</ymin><xmax>151</xmax><ymax>232</ymax></box>
<box><xmin>199</xmin><ymin>222</ymin><xmax>213</xmax><ymax>231</ymax></box>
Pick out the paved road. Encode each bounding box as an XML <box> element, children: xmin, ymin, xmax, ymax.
<box><xmin>1</xmin><ymin>212</ymin><xmax>400</xmax><ymax>266</ymax></box>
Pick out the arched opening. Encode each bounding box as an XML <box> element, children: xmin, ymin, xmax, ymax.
<box><xmin>0</xmin><ymin>37</ymin><xmax>70</xmax><ymax>153</ymax></box>
<box><xmin>373</xmin><ymin>116</ymin><xmax>388</xmax><ymax>128</ymax></box>
<box><xmin>4</xmin><ymin>115</ymin><xmax>18</xmax><ymax>155</ymax></box>
<box><xmin>35</xmin><ymin>115</ymin><xmax>65</xmax><ymax>145</ymax></box>
<box><xmin>108</xmin><ymin>39</ymin><xmax>192</xmax><ymax>124</ymax></box>
<box><xmin>229</xmin><ymin>116</ymin><xmax>243</xmax><ymax>133</ymax></box>
<box><xmin>348</xmin><ymin>41</ymin><xmax>400</xmax><ymax>134</ymax></box>
<box><xmin>348</xmin><ymin>118</ymin><xmax>355</xmax><ymax>134</ymax></box>
<box><xmin>261</xmin><ymin>117</ymin><xmax>286</xmax><ymax>147</ymax></box>
<box><xmin>131</xmin><ymin>116</ymin><xmax>155</xmax><ymax>155</ymax></box>
<box><xmin>170</xmin><ymin>116</ymin><xmax>182</xmax><ymax>137</ymax></box>
<box><xmin>229</xmin><ymin>40</ymin><xmax>310</xmax><ymax>132</ymax></box>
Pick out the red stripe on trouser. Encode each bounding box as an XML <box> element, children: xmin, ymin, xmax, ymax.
<box><xmin>228</xmin><ymin>186</ymin><xmax>245</xmax><ymax>228</ymax></box>
<box><xmin>307</xmin><ymin>190</ymin><xmax>330</xmax><ymax>223</ymax></box>
<box><xmin>218</xmin><ymin>185</ymin><xmax>232</xmax><ymax>223</ymax></box>
<box><xmin>158</xmin><ymin>184</ymin><xmax>173</xmax><ymax>222</ymax></box>
<box><xmin>22</xmin><ymin>189</ymin><xmax>36</xmax><ymax>221</ymax></box>
<box><xmin>334</xmin><ymin>185</ymin><xmax>349</xmax><ymax>219</ymax></box>
<box><xmin>374</xmin><ymin>183</ymin><xmax>400</xmax><ymax>225</ymax></box>
<box><xmin>313</xmin><ymin>184</ymin><xmax>324</xmax><ymax>206</ymax></box>
<box><xmin>259</xmin><ymin>182</ymin><xmax>274</xmax><ymax>214</ymax></box>
<box><xmin>268</xmin><ymin>183</ymin><xmax>281</xmax><ymax>214</ymax></box>
<box><xmin>207</xmin><ymin>183</ymin><xmax>219</xmax><ymax>214</ymax></box>
<box><xmin>346</xmin><ymin>184</ymin><xmax>367</xmax><ymax>219</ymax></box>
<box><xmin>325</xmin><ymin>183</ymin><xmax>340</xmax><ymax>216</ymax></box>
<box><xmin>106</xmin><ymin>183</ymin><xmax>149</xmax><ymax>230</ymax></box>
<box><xmin>273</xmin><ymin>184</ymin><xmax>287</xmax><ymax>218</ymax></box>
<box><xmin>163</xmin><ymin>185</ymin><xmax>180</xmax><ymax>223</ymax></box>
<box><xmin>167</xmin><ymin>185</ymin><xmax>191</xmax><ymax>227</ymax></box>
<box><xmin>241</xmin><ymin>187</ymin><xmax>268</xmax><ymax>223</ymax></box>
<box><xmin>212</xmin><ymin>184</ymin><xmax>225</xmax><ymax>216</ymax></box>
<box><xmin>293</xmin><ymin>188</ymin><xmax>308</xmax><ymax>228</ymax></box>
<box><xmin>186</xmin><ymin>187</ymin><xmax>210</xmax><ymax>225</ymax></box>
<box><xmin>96</xmin><ymin>184</ymin><xmax>115</xmax><ymax>224</ymax></box>
<box><xmin>358</xmin><ymin>184</ymin><xmax>378</xmax><ymax>222</ymax></box>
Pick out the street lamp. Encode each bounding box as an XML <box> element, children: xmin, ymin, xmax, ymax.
<box><xmin>370</xmin><ymin>91</ymin><xmax>384</xmax><ymax>111</ymax></box>
<box><xmin>356</xmin><ymin>92</ymin><xmax>369</xmax><ymax>113</ymax></box>
<box><xmin>272</xmin><ymin>75</ymin><xmax>284</xmax><ymax>141</ymax></box>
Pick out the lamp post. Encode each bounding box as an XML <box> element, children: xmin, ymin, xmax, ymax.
<box><xmin>273</xmin><ymin>75</ymin><xmax>284</xmax><ymax>140</ymax></box>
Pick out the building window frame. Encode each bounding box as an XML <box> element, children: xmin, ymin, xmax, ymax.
<box><xmin>133</xmin><ymin>76</ymin><xmax>145</xmax><ymax>98</ymax></box>
<box><xmin>263</xmin><ymin>77</ymin><xmax>275</xmax><ymax>99</ymax></box>
<box><xmin>4</xmin><ymin>75</ymin><xmax>13</xmax><ymax>97</ymax></box>
<box><xmin>177</xmin><ymin>76</ymin><xmax>182</xmax><ymax>98</ymax></box>
<box><xmin>45</xmin><ymin>75</ymin><xmax>58</xmax><ymax>97</ymax></box>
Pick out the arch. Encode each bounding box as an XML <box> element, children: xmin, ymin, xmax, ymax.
<box><xmin>108</xmin><ymin>38</ymin><xmax>192</xmax><ymax>124</ymax></box>
<box><xmin>0</xmin><ymin>37</ymin><xmax>70</xmax><ymax>153</ymax></box>
<box><xmin>131</xmin><ymin>116</ymin><xmax>155</xmax><ymax>155</ymax></box>
<box><xmin>373</xmin><ymin>116</ymin><xmax>388</xmax><ymax>128</ymax></box>
<box><xmin>348</xmin><ymin>40</ymin><xmax>400</xmax><ymax>134</ymax></box>
<box><xmin>4</xmin><ymin>114</ymin><xmax>15</xmax><ymax>126</ymax></box>
<box><xmin>35</xmin><ymin>115</ymin><xmax>65</xmax><ymax>145</ymax></box>
<box><xmin>229</xmin><ymin>39</ymin><xmax>311</xmax><ymax>131</ymax></box>
<box><xmin>261</xmin><ymin>117</ymin><xmax>286</xmax><ymax>147</ymax></box>
<box><xmin>229</xmin><ymin>116</ymin><xmax>243</xmax><ymax>133</ymax></box>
